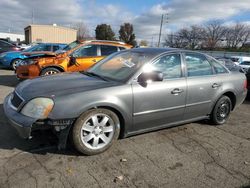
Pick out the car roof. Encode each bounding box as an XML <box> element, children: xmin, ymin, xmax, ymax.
<box><xmin>128</xmin><ymin>47</ymin><xmax>179</xmax><ymax>59</ymax></box>
<box><xmin>80</xmin><ymin>40</ymin><xmax>133</xmax><ymax>48</ymax></box>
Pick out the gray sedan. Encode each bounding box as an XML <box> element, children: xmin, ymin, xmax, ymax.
<box><xmin>4</xmin><ymin>48</ymin><xmax>247</xmax><ymax>155</ymax></box>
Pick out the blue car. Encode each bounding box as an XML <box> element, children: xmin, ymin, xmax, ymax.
<box><xmin>0</xmin><ymin>43</ymin><xmax>66</xmax><ymax>70</ymax></box>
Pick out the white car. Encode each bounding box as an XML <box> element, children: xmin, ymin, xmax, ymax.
<box><xmin>238</xmin><ymin>57</ymin><xmax>250</xmax><ymax>71</ymax></box>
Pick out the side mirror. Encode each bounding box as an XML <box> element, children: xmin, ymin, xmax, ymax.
<box><xmin>69</xmin><ymin>55</ymin><xmax>76</xmax><ymax>66</ymax></box>
<box><xmin>137</xmin><ymin>71</ymin><xmax>163</xmax><ymax>83</ymax></box>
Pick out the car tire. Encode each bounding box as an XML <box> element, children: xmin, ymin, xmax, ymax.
<box><xmin>11</xmin><ymin>58</ymin><xmax>21</xmax><ymax>70</ymax></box>
<box><xmin>72</xmin><ymin>108</ymin><xmax>120</xmax><ymax>155</ymax></box>
<box><xmin>210</xmin><ymin>95</ymin><xmax>232</xmax><ymax>125</ymax></box>
<box><xmin>40</xmin><ymin>67</ymin><xmax>61</xmax><ymax>76</ymax></box>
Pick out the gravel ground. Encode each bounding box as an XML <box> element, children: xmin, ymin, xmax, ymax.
<box><xmin>0</xmin><ymin>68</ymin><xmax>250</xmax><ymax>188</ymax></box>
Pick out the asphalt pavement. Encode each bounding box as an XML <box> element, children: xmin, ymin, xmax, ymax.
<box><xmin>0</xmin><ymin>68</ymin><xmax>250</xmax><ymax>188</ymax></box>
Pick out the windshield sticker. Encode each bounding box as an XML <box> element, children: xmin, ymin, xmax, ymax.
<box><xmin>123</xmin><ymin>60</ymin><xmax>135</xmax><ymax>68</ymax></box>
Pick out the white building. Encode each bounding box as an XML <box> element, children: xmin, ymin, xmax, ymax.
<box><xmin>0</xmin><ymin>32</ymin><xmax>25</xmax><ymax>42</ymax></box>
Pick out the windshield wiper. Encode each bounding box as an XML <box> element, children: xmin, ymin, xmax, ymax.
<box><xmin>81</xmin><ymin>71</ymin><xmax>108</xmax><ymax>81</ymax></box>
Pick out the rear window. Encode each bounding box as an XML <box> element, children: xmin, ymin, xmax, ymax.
<box><xmin>0</xmin><ymin>40</ymin><xmax>14</xmax><ymax>47</ymax></box>
<box><xmin>241</xmin><ymin>61</ymin><xmax>250</xmax><ymax>65</ymax></box>
<box><xmin>230</xmin><ymin>57</ymin><xmax>240</xmax><ymax>62</ymax></box>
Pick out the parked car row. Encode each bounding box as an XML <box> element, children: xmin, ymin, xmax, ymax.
<box><xmin>15</xmin><ymin>40</ymin><xmax>132</xmax><ymax>79</ymax></box>
<box><xmin>0</xmin><ymin>43</ymin><xmax>66</xmax><ymax>70</ymax></box>
<box><xmin>228</xmin><ymin>56</ymin><xmax>250</xmax><ymax>71</ymax></box>
<box><xmin>3</xmin><ymin>47</ymin><xmax>248</xmax><ymax>155</ymax></box>
<box><xmin>215</xmin><ymin>57</ymin><xmax>250</xmax><ymax>90</ymax></box>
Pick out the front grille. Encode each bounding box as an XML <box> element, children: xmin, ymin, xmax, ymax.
<box><xmin>11</xmin><ymin>92</ymin><xmax>24</xmax><ymax>109</ymax></box>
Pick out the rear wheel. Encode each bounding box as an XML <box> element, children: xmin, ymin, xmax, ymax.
<box><xmin>210</xmin><ymin>95</ymin><xmax>232</xmax><ymax>125</ymax></box>
<box><xmin>72</xmin><ymin>108</ymin><xmax>120</xmax><ymax>155</ymax></box>
<box><xmin>40</xmin><ymin>67</ymin><xmax>61</xmax><ymax>76</ymax></box>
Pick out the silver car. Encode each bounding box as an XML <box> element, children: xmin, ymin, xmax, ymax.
<box><xmin>4</xmin><ymin>48</ymin><xmax>247</xmax><ymax>155</ymax></box>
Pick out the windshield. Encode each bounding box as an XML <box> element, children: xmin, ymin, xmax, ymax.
<box><xmin>23</xmin><ymin>44</ymin><xmax>39</xmax><ymax>52</ymax></box>
<box><xmin>87</xmin><ymin>51</ymin><xmax>147</xmax><ymax>82</ymax></box>
<box><xmin>63</xmin><ymin>41</ymin><xmax>80</xmax><ymax>51</ymax></box>
<box><xmin>24</xmin><ymin>44</ymin><xmax>51</xmax><ymax>52</ymax></box>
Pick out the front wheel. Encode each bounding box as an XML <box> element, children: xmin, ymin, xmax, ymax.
<box><xmin>210</xmin><ymin>95</ymin><xmax>232</xmax><ymax>125</ymax></box>
<box><xmin>40</xmin><ymin>67</ymin><xmax>61</xmax><ymax>76</ymax></box>
<box><xmin>11</xmin><ymin>59</ymin><xmax>23</xmax><ymax>70</ymax></box>
<box><xmin>72</xmin><ymin>108</ymin><xmax>120</xmax><ymax>155</ymax></box>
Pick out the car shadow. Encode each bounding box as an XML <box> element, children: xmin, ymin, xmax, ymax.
<box><xmin>0</xmin><ymin>103</ymin><xmax>79</xmax><ymax>156</ymax></box>
<box><xmin>0</xmin><ymin>74</ymin><xmax>19</xmax><ymax>87</ymax></box>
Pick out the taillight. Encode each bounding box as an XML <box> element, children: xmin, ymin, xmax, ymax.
<box><xmin>244</xmin><ymin>79</ymin><xmax>247</xmax><ymax>91</ymax></box>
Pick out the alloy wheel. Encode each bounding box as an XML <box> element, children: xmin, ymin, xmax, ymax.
<box><xmin>44</xmin><ymin>70</ymin><xmax>58</xmax><ymax>75</ymax></box>
<box><xmin>80</xmin><ymin>113</ymin><xmax>115</xmax><ymax>150</ymax></box>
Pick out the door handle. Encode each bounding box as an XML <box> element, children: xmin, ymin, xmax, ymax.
<box><xmin>92</xmin><ymin>59</ymin><xmax>97</xmax><ymax>62</ymax></box>
<box><xmin>171</xmin><ymin>88</ymin><xmax>184</xmax><ymax>95</ymax></box>
<box><xmin>212</xmin><ymin>83</ymin><xmax>221</xmax><ymax>88</ymax></box>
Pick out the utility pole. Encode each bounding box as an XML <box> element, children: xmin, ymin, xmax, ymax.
<box><xmin>157</xmin><ymin>14</ymin><xmax>164</xmax><ymax>47</ymax></box>
<box><xmin>157</xmin><ymin>13</ymin><xmax>169</xmax><ymax>47</ymax></box>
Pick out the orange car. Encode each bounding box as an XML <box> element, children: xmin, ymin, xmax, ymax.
<box><xmin>16</xmin><ymin>40</ymin><xmax>132</xmax><ymax>79</ymax></box>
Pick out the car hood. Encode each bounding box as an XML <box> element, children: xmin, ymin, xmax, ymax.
<box><xmin>21</xmin><ymin>51</ymin><xmax>57</xmax><ymax>57</ymax></box>
<box><xmin>15</xmin><ymin>72</ymin><xmax>119</xmax><ymax>100</ymax></box>
<box><xmin>2</xmin><ymin>51</ymin><xmax>21</xmax><ymax>56</ymax></box>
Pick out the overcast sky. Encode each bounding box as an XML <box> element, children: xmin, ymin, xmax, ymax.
<box><xmin>1</xmin><ymin>0</ymin><xmax>250</xmax><ymax>43</ymax></box>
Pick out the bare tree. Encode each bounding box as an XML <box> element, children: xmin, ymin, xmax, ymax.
<box><xmin>178</xmin><ymin>25</ymin><xmax>204</xmax><ymax>49</ymax></box>
<box><xmin>203</xmin><ymin>20</ymin><xmax>227</xmax><ymax>50</ymax></box>
<box><xmin>225</xmin><ymin>23</ymin><xmax>250</xmax><ymax>48</ymax></box>
<box><xmin>164</xmin><ymin>33</ymin><xmax>186</xmax><ymax>48</ymax></box>
<box><xmin>72</xmin><ymin>22</ymin><xmax>90</xmax><ymax>40</ymax></box>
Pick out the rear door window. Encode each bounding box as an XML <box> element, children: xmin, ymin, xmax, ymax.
<box><xmin>208</xmin><ymin>58</ymin><xmax>228</xmax><ymax>74</ymax></box>
<box><xmin>100</xmin><ymin>45</ymin><xmax>118</xmax><ymax>56</ymax></box>
<box><xmin>185</xmin><ymin>53</ymin><xmax>213</xmax><ymax>77</ymax></box>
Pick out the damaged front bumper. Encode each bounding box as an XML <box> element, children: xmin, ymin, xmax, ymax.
<box><xmin>3</xmin><ymin>94</ymin><xmax>36</xmax><ymax>138</ymax></box>
<box><xmin>4</xmin><ymin>94</ymin><xmax>75</xmax><ymax>147</ymax></box>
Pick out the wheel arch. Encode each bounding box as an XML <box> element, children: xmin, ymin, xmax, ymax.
<box><xmin>10</xmin><ymin>58</ymin><xmax>22</xmax><ymax>68</ymax></box>
<box><xmin>222</xmin><ymin>91</ymin><xmax>236</xmax><ymax>110</ymax></box>
<box><xmin>40</xmin><ymin>65</ymin><xmax>65</xmax><ymax>74</ymax></box>
<box><xmin>11</xmin><ymin>57</ymin><xmax>22</xmax><ymax>63</ymax></box>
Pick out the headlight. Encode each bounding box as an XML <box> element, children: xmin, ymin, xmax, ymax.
<box><xmin>16</xmin><ymin>59</ymin><xmax>37</xmax><ymax>67</ymax></box>
<box><xmin>21</xmin><ymin>98</ymin><xmax>54</xmax><ymax>119</ymax></box>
